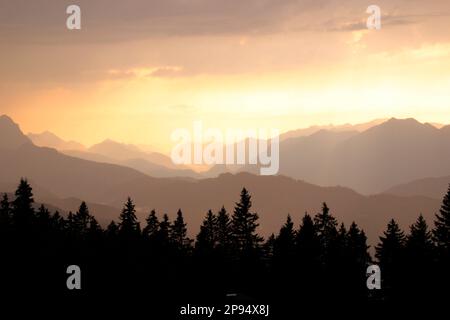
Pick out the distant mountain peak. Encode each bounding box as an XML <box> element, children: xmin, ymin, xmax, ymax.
<box><xmin>369</xmin><ymin>117</ymin><xmax>437</xmax><ymax>133</ymax></box>
<box><xmin>28</xmin><ymin>130</ymin><xmax>85</xmax><ymax>151</ymax></box>
<box><xmin>0</xmin><ymin>114</ymin><xmax>31</xmax><ymax>149</ymax></box>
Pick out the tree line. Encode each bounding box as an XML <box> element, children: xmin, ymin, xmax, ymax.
<box><xmin>0</xmin><ymin>179</ymin><xmax>449</xmax><ymax>312</ymax></box>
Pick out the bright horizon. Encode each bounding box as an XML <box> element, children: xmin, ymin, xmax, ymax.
<box><xmin>1</xmin><ymin>0</ymin><xmax>450</xmax><ymax>151</ymax></box>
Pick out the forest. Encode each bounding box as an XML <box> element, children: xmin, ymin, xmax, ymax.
<box><xmin>0</xmin><ymin>179</ymin><xmax>448</xmax><ymax>315</ymax></box>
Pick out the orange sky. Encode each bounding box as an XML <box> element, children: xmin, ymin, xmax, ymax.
<box><xmin>1</xmin><ymin>0</ymin><xmax>450</xmax><ymax>152</ymax></box>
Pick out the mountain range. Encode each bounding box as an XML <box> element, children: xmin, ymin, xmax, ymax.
<box><xmin>1</xmin><ymin>114</ymin><xmax>448</xmax><ymax>246</ymax></box>
<box><xmin>233</xmin><ymin>118</ymin><xmax>450</xmax><ymax>194</ymax></box>
<box><xmin>28</xmin><ymin>132</ymin><xmax>201</xmax><ymax>179</ymax></box>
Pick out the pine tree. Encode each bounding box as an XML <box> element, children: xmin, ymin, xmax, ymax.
<box><xmin>106</xmin><ymin>221</ymin><xmax>119</xmax><ymax>238</ymax></box>
<box><xmin>433</xmin><ymin>184</ymin><xmax>450</xmax><ymax>255</ymax></box>
<box><xmin>347</xmin><ymin>222</ymin><xmax>370</xmax><ymax>266</ymax></box>
<box><xmin>66</xmin><ymin>211</ymin><xmax>75</xmax><ymax>234</ymax></box>
<box><xmin>407</xmin><ymin>215</ymin><xmax>434</xmax><ymax>260</ymax></box>
<box><xmin>375</xmin><ymin>219</ymin><xmax>405</xmax><ymax>269</ymax></box>
<box><xmin>274</xmin><ymin>214</ymin><xmax>296</xmax><ymax>262</ymax></box>
<box><xmin>36</xmin><ymin>204</ymin><xmax>50</xmax><ymax>222</ymax></box>
<box><xmin>216</xmin><ymin>206</ymin><xmax>232</xmax><ymax>250</ymax></box>
<box><xmin>263</xmin><ymin>234</ymin><xmax>276</xmax><ymax>260</ymax></box>
<box><xmin>295</xmin><ymin>213</ymin><xmax>320</xmax><ymax>257</ymax></box>
<box><xmin>118</xmin><ymin>197</ymin><xmax>141</xmax><ymax>238</ymax></box>
<box><xmin>231</xmin><ymin>188</ymin><xmax>263</xmax><ymax>252</ymax></box>
<box><xmin>143</xmin><ymin>209</ymin><xmax>159</xmax><ymax>240</ymax></box>
<box><xmin>73</xmin><ymin>201</ymin><xmax>91</xmax><ymax>236</ymax></box>
<box><xmin>314</xmin><ymin>203</ymin><xmax>338</xmax><ymax>260</ymax></box>
<box><xmin>88</xmin><ymin>216</ymin><xmax>102</xmax><ymax>235</ymax></box>
<box><xmin>294</xmin><ymin>213</ymin><xmax>321</xmax><ymax>296</ymax></box>
<box><xmin>157</xmin><ymin>214</ymin><xmax>171</xmax><ymax>244</ymax></box>
<box><xmin>36</xmin><ymin>204</ymin><xmax>51</xmax><ymax>235</ymax></box>
<box><xmin>196</xmin><ymin>210</ymin><xmax>217</xmax><ymax>252</ymax></box>
<box><xmin>345</xmin><ymin>222</ymin><xmax>370</xmax><ymax>298</ymax></box>
<box><xmin>0</xmin><ymin>193</ymin><xmax>11</xmax><ymax>227</ymax></box>
<box><xmin>170</xmin><ymin>209</ymin><xmax>191</xmax><ymax>250</ymax></box>
<box><xmin>12</xmin><ymin>179</ymin><xmax>35</xmax><ymax>227</ymax></box>
<box><xmin>50</xmin><ymin>211</ymin><xmax>65</xmax><ymax>232</ymax></box>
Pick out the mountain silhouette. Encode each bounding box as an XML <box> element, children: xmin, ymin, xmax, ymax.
<box><xmin>28</xmin><ymin>131</ymin><xmax>202</xmax><ymax>178</ymax></box>
<box><xmin>0</xmin><ymin>115</ymin><xmax>444</xmax><ymax>246</ymax></box>
<box><xmin>251</xmin><ymin>118</ymin><xmax>450</xmax><ymax>194</ymax></box>
<box><xmin>28</xmin><ymin>131</ymin><xmax>85</xmax><ymax>151</ymax></box>
<box><xmin>385</xmin><ymin>175</ymin><xmax>450</xmax><ymax>199</ymax></box>
<box><xmin>0</xmin><ymin>115</ymin><xmax>32</xmax><ymax>149</ymax></box>
<box><xmin>279</xmin><ymin>118</ymin><xmax>387</xmax><ymax>141</ymax></box>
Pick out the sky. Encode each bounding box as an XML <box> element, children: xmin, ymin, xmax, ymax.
<box><xmin>1</xmin><ymin>0</ymin><xmax>450</xmax><ymax>152</ymax></box>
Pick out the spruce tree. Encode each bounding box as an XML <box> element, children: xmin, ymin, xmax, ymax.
<box><xmin>295</xmin><ymin>213</ymin><xmax>320</xmax><ymax>258</ymax></box>
<box><xmin>433</xmin><ymin>184</ymin><xmax>450</xmax><ymax>255</ymax></box>
<box><xmin>106</xmin><ymin>221</ymin><xmax>119</xmax><ymax>238</ymax></box>
<box><xmin>216</xmin><ymin>206</ymin><xmax>232</xmax><ymax>250</ymax></box>
<box><xmin>231</xmin><ymin>188</ymin><xmax>263</xmax><ymax>252</ymax></box>
<box><xmin>314</xmin><ymin>203</ymin><xmax>338</xmax><ymax>260</ymax></box>
<box><xmin>346</xmin><ymin>222</ymin><xmax>370</xmax><ymax>298</ymax></box>
<box><xmin>407</xmin><ymin>215</ymin><xmax>434</xmax><ymax>260</ymax></box>
<box><xmin>157</xmin><ymin>214</ymin><xmax>171</xmax><ymax>244</ymax></box>
<box><xmin>274</xmin><ymin>214</ymin><xmax>296</xmax><ymax>262</ymax></box>
<box><xmin>73</xmin><ymin>201</ymin><xmax>91</xmax><ymax>236</ymax></box>
<box><xmin>88</xmin><ymin>216</ymin><xmax>102</xmax><ymax>235</ymax></box>
<box><xmin>0</xmin><ymin>193</ymin><xmax>11</xmax><ymax>227</ymax></box>
<box><xmin>36</xmin><ymin>204</ymin><xmax>51</xmax><ymax>235</ymax></box>
<box><xmin>170</xmin><ymin>209</ymin><xmax>191</xmax><ymax>250</ymax></box>
<box><xmin>50</xmin><ymin>211</ymin><xmax>65</xmax><ymax>233</ymax></box>
<box><xmin>143</xmin><ymin>210</ymin><xmax>159</xmax><ymax>240</ymax></box>
<box><xmin>196</xmin><ymin>210</ymin><xmax>217</xmax><ymax>252</ymax></box>
<box><xmin>375</xmin><ymin>219</ymin><xmax>405</xmax><ymax>274</ymax></box>
<box><xmin>118</xmin><ymin>197</ymin><xmax>141</xmax><ymax>238</ymax></box>
<box><xmin>36</xmin><ymin>204</ymin><xmax>50</xmax><ymax>222</ymax></box>
<box><xmin>12</xmin><ymin>179</ymin><xmax>35</xmax><ymax>227</ymax></box>
<box><xmin>347</xmin><ymin>222</ymin><xmax>370</xmax><ymax>266</ymax></box>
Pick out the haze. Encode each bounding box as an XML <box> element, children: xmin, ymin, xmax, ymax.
<box><xmin>1</xmin><ymin>0</ymin><xmax>450</xmax><ymax>151</ymax></box>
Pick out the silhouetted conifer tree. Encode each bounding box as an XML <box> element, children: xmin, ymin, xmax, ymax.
<box><xmin>231</xmin><ymin>188</ymin><xmax>262</xmax><ymax>252</ymax></box>
<box><xmin>376</xmin><ymin>219</ymin><xmax>405</xmax><ymax>266</ymax></box>
<box><xmin>73</xmin><ymin>201</ymin><xmax>91</xmax><ymax>236</ymax></box>
<box><xmin>36</xmin><ymin>204</ymin><xmax>51</xmax><ymax>237</ymax></box>
<box><xmin>293</xmin><ymin>213</ymin><xmax>321</xmax><ymax>299</ymax></box>
<box><xmin>50</xmin><ymin>211</ymin><xmax>65</xmax><ymax>231</ymax></box>
<box><xmin>118</xmin><ymin>197</ymin><xmax>141</xmax><ymax>238</ymax></box>
<box><xmin>314</xmin><ymin>203</ymin><xmax>338</xmax><ymax>262</ymax></box>
<box><xmin>36</xmin><ymin>204</ymin><xmax>50</xmax><ymax>222</ymax></box>
<box><xmin>143</xmin><ymin>209</ymin><xmax>159</xmax><ymax>240</ymax></box>
<box><xmin>12</xmin><ymin>179</ymin><xmax>35</xmax><ymax>228</ymax></box>
<box><xmin>0</xmin><ymin>193</ymin><xmax>11</xmax><ymax>227</ymax></box>
<box><xmin>345</xmin><ymin>222</ymin><xmax>370</xmax><ymax>300</ymax></box>
<box><xmin>376</xmin><ymin>219</ymin><xmax>405</xmax><ymax>298</ymax></box>
<box><xmin>106</xmin><ymin>221</ymin><xmax>119</xmax><ymax>238</ymax></box>
<box><xmin>170</xmin><ymin>209</ymin><xmax>191</xmax><ymax>250</ymax></box>
<box><xmin>196</xmin><ymin>210</ymin><xmax>217</xmax><ymax>253</ymax></box>
<box><xmin>347</xmin><ymin>222</ymin><xmax>370</xmax><ymax>265</ymax></box>
<box><xmin>274</xmin><ymin>214</ymin><xmax>296</xmax><ymax>263</ymax></box>
<box><xmin>88</xmin><ymin>216</ymin><xmax>102</xmax><ymax>237</ymax></box>
<box><xmin>433</xmin><ymin>184</ymin><xmax>450</xmax><ymax>257</ymax></box>
<box><xmin>216</xmin><ymin>206</ymin><xmax>232</xmax><ymax>251</ymax></box>
<box><xmin>263</xmin><ymin>234</ymin><xmax>275</xmax><ymax>260</ymax></box>
<box><xmin>295</xmin><ymin>213</ymin><xmax>320</xmax><ymax>260</ymax></box>
<box><xmin>157</xmin><ymin>214</ymin><xmax>171</xmax><ymax>246</ymax></box>
<box><xmin>407</xmin><ymin>215</ymin><xmax>434</xmax><ymax>260</ymax></box>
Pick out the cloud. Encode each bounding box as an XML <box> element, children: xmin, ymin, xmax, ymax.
<box><xmin>0</xmin><ymin>0</ymin><xmax>321</xmax><ymax>44</ymax></box>
<box><xmin>323</xmin><ymin>13</ymin><xmax>421</xmax><ymax>32</ymax></box>
<box><xmin>107</xmin><ymin>66</ymin><xmax>185</xmax><ymax>79</ymax></box>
